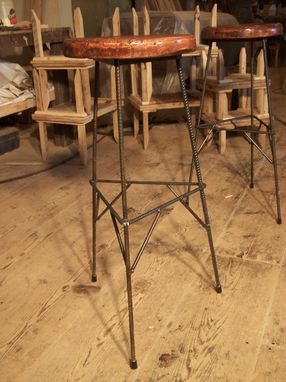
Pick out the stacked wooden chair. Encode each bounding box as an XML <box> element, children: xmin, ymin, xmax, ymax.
<box><xmin>191</xmin><ymin>3</ymin><xmax>271</xmax><ymax>154</ymax></box>
<box><xmin>197</xmin><ymin>45</ymin><xmax>269</xmax><ymax>153</ymax></box>
<box><xmin>31</xmin><ymin>8</ymin><xmax>117</xmax><ymax>164</ymax></box>
<box><xmin>128</xmin><ymin>6</ymin><xmax>200</xmax><ymax>148</ymax></box>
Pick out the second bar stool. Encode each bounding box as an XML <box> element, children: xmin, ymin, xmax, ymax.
<box><xmin>64</xmin><ymin>34</ymin><xmax>222</xmax><ymax>369</ymax></box>
<box><xmin>197</xmin><ymin>23</ymin><xmax>283</xmax><ymax>224</ymax></box>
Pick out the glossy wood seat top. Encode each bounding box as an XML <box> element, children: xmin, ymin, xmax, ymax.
<box><xmin>64</xmin><ymin>35</ymin><xmax>196</xmax><ymax>61</ymax></box>
<box><xmin>202</xmin><ymin>23</ymin><xmax>283</xmax><ymax>41</ymax></box>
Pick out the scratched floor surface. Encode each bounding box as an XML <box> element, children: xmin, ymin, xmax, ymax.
<box><xmin>0</xmin><ymin>68</ymin><xmax>285</xmax><ymax>382</ymax></box>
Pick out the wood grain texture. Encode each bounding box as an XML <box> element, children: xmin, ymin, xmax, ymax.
<box><xmin>64</xmin><ymin>35</ymin><xmax>196</xmax><ymax>61</ymax></box>
<box><xmin>202</xmin><ymin>23</ymin><xmax>283</xmax><ymax>41</ymax></box>
<box><xmin>252</xmin><ymin>345</ymin><xmax>286</xmax><ymax>381</ymax></box>
<box><xmin>262</xmin><ymin>260</ymin><xmax>286</xmax><ymax>350</ymax></box>
<box><xmin>0</xmin><ymin>69</ymin><xmax>285</xmax><ymax>381</ymax></box>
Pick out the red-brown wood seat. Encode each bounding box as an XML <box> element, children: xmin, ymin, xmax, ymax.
<box><xmin>64</xmin><ymin>34</ymin><xmax>196</xmax><ymax>61</ymax></box>
<box><xmin>202</xmin><ymin>23</ymin><xmax>283</xmax><ymax>41</ymax></box>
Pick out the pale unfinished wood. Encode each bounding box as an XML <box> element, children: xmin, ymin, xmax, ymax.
<box><xmin>0</xmin><ymin>117</ymin><xmax>285</xmax><ymax>380</ymax></box>
<box><xmin>31</xmin><ymin>8</ymin><xmax>93</xmax><ymax>164</ymax></box>
<box><xmin>31</xmin><ymin>7</ymin><xmax>117</xmax><ymax>164</ymax></box>
<box><xmin>0</xmin><ymin>84</ymin><xmax>54</xmax><ymax>119</ymax></box>
<box><xmin>129</xmin><ymin>94</ymin><xmax>200</xmax><ymax>112</ymax></box>
<box><xmin>73</xmin><ymin>7</ymin><xmax>116</xmax><ymax>139</ymax></box>
<box><xmin>73</xmin><ymin>7</ymin><xmax>84</xmax><ymax>38</ymax></box>
<box><xmin>31</xmin><ymin>9</ymin><xmax>44</xmax><ymax>57</ymax></box>
<box><xmin>131</xmin><ymin>8</ymin><xmax>140</xmax><ymax>138</ymax></box>
<box><xmin>199</xmin><ymin>45</ymin><xmax>270</xmax><ymax>153</ymax></box>
<box><xmin>33</xmin><ymin>99</ymin><xmax>116</xmax><ymax>124</ymax></box>
<box><xmin>110</xmin><ymin>8</ymin><xmax>121</xmax><ymax>143</ymax></box>
<box><xmin>128</xmin><ymin>7</ymin><xmax>200</xmax><ymax>149</ymax></box>
<box><xmin>194</xmin><ymin>5</ymin><xmax>200</xmax><ymax>47</ymax></box>
<box><xmin>256</xmin><ymin>49</ymin><xmax>267</xmax><ymax>148</ymax></box>
<box><xmin>194</xmin><ymin>4</ymin><xmax>219</xmax><ymax>56</ymax></box>
<box><xmin>216</xmin><ymin>49</ymin><xmax>227</xmax><ymax>153</ymax></box>
<box><xmin>32</xmin><ymin>56</ymin><xmax>94</xmax><ymax>69</ymax></box>
<box><xmin>239</xmin><ymin>47</ymin><xmax>248</xmax><ymax>109</ymax></box>
<box><xmin>210</xmin><ymin>2</ymin><xmax>217</xmax><ymax>53</ymax></box>
<box><xmin>142</xmin><ymin>6</ymin><xmax>152</xmax><ymax>104</ymax></box>
<box><xmin>74</xmin><ymin>68</ymin><xmax>88</xmax><ymax>163</ymax></box>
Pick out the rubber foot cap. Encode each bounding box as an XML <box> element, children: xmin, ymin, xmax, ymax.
<box><xmin>215</xmin><ymin>285</ymin><xmax>222</xmax><ymax>294</ymax></box>
<box><xmin>91</xmin><ymin>275</ymin><xmax>97</xmax><ymax>282</ymax></box>
<box><xmin>277</xmin><ymin>218</ymin><xmax>282</xmax><ymax>224</ymax></box>
<box><xmin>130</xmin><ymin>360</ymin><xmax>138</xmax><ymax>369</ymax></box>
<box><xmin>249</xmin><ymin>183</ymin><xmax>254</xmax><ymax>189</ymax></box>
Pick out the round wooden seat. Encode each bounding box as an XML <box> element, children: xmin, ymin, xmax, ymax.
<box><xmin>64</xmin><ymin>34</ymin><xmax>196</xmax><ymax>61</ymax></box>
<box><xmin>202</xmin><ymin>23</ymin><xmax>283</xmax><ymax>41</ymax></box>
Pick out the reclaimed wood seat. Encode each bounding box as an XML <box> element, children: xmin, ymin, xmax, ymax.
<box><xmin>64</xmin><ymin>34</ymin><xmax>196</xmax><ymax>61</ymax></box>
<box><xmin>202</xmin><ymin>23</ymin><xmax>283</xmax><ymax>41</ymax></box>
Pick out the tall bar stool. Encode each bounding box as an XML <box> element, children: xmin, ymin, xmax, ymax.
<box><xmin>64</xmin><ymin>34</ymin><xmax>222</xmax><ymax>369</ymax></box>
<box><xmin>197</xmin><ymin>23</ymin><xmax>283</xmax><ymax>224</ymax></box>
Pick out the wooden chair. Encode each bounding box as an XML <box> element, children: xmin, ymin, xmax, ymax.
<box><xmin>31</xmin><ymin>8</ymin><xmax>117</xmax><ymax>164</ymax></box>
<box><xmin>197</xmin><ymin>45</ymin><xmax>269</xmax><ymax>153</ymax></box>
<box><xmin>128</xmin><ymin>7</ymin><xmax>200</xmax><ymax>149</ymax></box>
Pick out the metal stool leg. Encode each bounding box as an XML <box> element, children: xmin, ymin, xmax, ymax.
<box><xmin>114</xmin><ymin>60</ymin><xmax>138</xmax><ymax>369</ymax></box>
<box><xmin>92</xmin><ymin>61</ymin><xmax>100</xmax><ymax>282</ymax></box>
<box><xmin>187</xmin><ymin>42</ymin><xmax>213</xmax><ymax>206</ymax></box>
<box><xmin>262</xmin><ymin>39</ymin><xmax>282</xmax><ymax>224</ymax></box>
<box><xmin>176</xmin><ymin>58</ymin><xmax>222</xmax><ymax>293</ymax></box>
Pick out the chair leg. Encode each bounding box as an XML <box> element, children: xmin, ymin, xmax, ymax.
<box><xmin>38</xmin><ymin>121</ymin><xmax>48</xmax><ymax>161</ymax></box>
<box><xmin>115</xmin><ymin>60</ymin><xmax>137</xmax><ymax>369</ymax></box>
<box><xmin>262</xmin><ymin>39</ymin><xmax>282</xmax><ymax>224</ymax></box>
<box><xmin>219</xmin><ymin>131</ymin><xmax>226</xmax><ymax>155</ymax></box>
<box><xmin>142</xmin><ymin>111</ymin><xmax>149</xmax><ymax>149</ymax></box>
<box><xmin>250</xmin><ymin>41</ymin><xmax>255</xmax><ymax>188</ymax></box>
<box><xmin>176</xmin><ymin>57</ymin><xmax>222</xmax><ymax>294</ymax></box>
<box><xmin>77</xmin><ymin>124</ymin><xmax>88</xmax><ymax>165</ymax></box>
<box><xmin>133</xmin><ymin>110</ymin><xmax>140</xmax><ymax>138</ymax></box>
<box><xmin>113</xmin><ymin>110</ymin><xmax>119</xmax><ymax>143</ymax></box>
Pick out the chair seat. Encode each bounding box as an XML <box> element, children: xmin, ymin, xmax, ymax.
<box><xmin>202</xmin><ymin>23</ymin><xmax>283</xmax><ymax>41</ymax></box>
<box><xmin>64</xmin><ymin>35</ymin><xmax>196</xmax><ymax>61</ymax></box>
<box><xmin>32</xmin><ymin>55</ymin><xmax>94</xmax><ymax>69</ymax></box>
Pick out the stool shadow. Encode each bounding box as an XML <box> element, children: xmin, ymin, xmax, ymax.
<box><xmin>149</xmin><ymin>215</ymin><xmax>215</xmax><ymax>290</ymax></box>
<box><xmin>50</xmin><ymin>197</ymin><xmax>130</xmax><ymax>362</ymax></box>
<box><xmin>219</xmin><ymin>151</ymin><xmax>276</xmax><ymax>220</ymax></box>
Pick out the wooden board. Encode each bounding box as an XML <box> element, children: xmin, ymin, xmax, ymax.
<box><xmin>32</xmin><ymin>56</ymin><xmax>94</xmax><ymax>69</ymax></box>
<box><xmin>0</xmin><ymin>27</ymin><xmax>71</xmax><ymax>48</ymax></box>
<box><xmin>0</xmin><ymin>87</ymin><xmax>55</xmax><ymax>118</ymax></box>
<box><xmin>0</xmin><ymin>116</ymin><xmax>285</xmax><ymax>380</ymax></box>
<box><xmin>129</xmin><ymin>93</ymin><xmax>200</xmax><ymax>112</ymax></box>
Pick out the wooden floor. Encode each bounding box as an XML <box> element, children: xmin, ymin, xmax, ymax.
<box><xmin>0</xmin><ymin>68</ymin><xmax>286</xmax><ymax>381</ymax></box>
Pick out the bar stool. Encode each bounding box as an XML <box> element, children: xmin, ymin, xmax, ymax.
<box><xmin>197</xmin><ymin>23</ymin><xmax>283</xmax><ymax>224</ymax></box>
<box><xmin>64</xmin><ymin>34</ymin><xmax>222</xmax><ymax>369</ymax></box>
